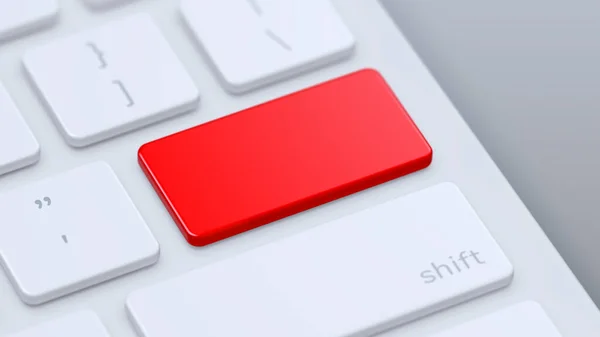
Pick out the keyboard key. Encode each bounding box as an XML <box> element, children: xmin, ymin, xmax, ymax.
<box><xmin>0</xmin><ymin>0</ymin><xmax>58</xmax><ymax>41</ymax></box>
<box><xmin>7</xmin><ymin>311</ymin><xmax>110</xmax><ymax>337</ymax></box>
<box><xmin>430</xmin><ymin>302</ymin><xmax>562</xmax><ymax>337</ymax></box>
<box><xmin>139</xmin><ymin>69</ymin><xmax>432</xmax><ymax>246</ymax></box>
<box><xmin>23</xmin><ymin>14</ymin><xmax>199</xmax><ymax>147</ymax></box>
<box><xmin>127</xmin><ymin>183</ymin><xmax>513</xmax><ymax>337</ymax></box>
<box><xmin>0</xmin><ymin>162</ymin><xmax>159</xmax><ymax>305</ymax></box>
<box><xmin>181</xmin><ymin>0</ymin><xmax>355</xmax><ymax>93</ymax></box>
<box><xmin>0</xmin><ymin>82</ymin><xmax>40</xmax><ymax>177</ymax></box>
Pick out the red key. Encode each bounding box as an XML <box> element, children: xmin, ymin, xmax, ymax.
<box><xmin>138</xmin><ymin>69</ymin><xmax>432</xmax><ymax>246</ymax></box>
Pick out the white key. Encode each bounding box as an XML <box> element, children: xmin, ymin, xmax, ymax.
<box><xmin>0</xmin><ymin>0</ymin><xmax>58</xmax><ymax>41</ymax></box>
<box><xmin>127</xmin><ymin>183</ymin><xmax>513</xmax><ymax>337</ymax></box>
<box><xmin>23</xmin><ymin>14</ymin><xmax>199</xmax><ymax>147</ymax></box>
<box><xmin>0</xmin><ymin>162</ymin><xmax>159</xmax><ymax>305</ymax></box>
<box><xmin>430</xmin><ymin>302</ymin><xmax>563</xmax><ymax>337</ymax></box>
<box><xmin>0</xmin><ymin>82</ymin><xmax>40</xmax><ymax>176</ymax></box>
<box><xmin>181</xmin><ymin>0</ymin><xmax>355</xmax><ymax>93</ymax></box>
<box><xmin>7</xmin><ymin>311</ymin><xmax>110</xmax><ymax>337</ymax></box>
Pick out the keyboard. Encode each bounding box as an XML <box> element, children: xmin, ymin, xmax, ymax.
<box><xmin>0</xmin><ymin>0</ymin><xmax>599</xmax><ymax>336</ymax></box>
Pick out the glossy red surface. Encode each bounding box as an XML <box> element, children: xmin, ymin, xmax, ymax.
<box><xmin>138</xmin><ymin>69</ymin><xmax>433</xmax><ymax>246</ymax></box>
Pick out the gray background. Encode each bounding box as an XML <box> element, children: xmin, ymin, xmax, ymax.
<box><xmin>382</xmin><ymin>0</ymin><xmax>600</xmax><ymax>304</ymax></box>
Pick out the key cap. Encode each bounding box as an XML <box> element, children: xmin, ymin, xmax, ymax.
<box><xmin>0</xmin><ymin>0</ymin><xmax>58</xmax><ymax>41</ymax></box>
<box><xmin>139</xmin><ymin>69</ymin><xmax>432</xmax><ymax>246</ymax></box>
<box><xmin>23</xmin><ymin>13</ymin><xmax>199</xmax><ymax>147</ymax></box>
<box><xmin>7</xmin><ymin>311</ymin><xmax>110</xmax><ymax>337</ymax></box>
<box><xmin>430</xmin><ymin>302</ymin><xmax>562</xmax><ymax>337</ymax></box>
<box><xmin>0</xmin><ymin>162</ymin><xmax>159</xmax><ymax>305</ymax></box>
<box><xmin>181</xmin><ymin>0</ymin><xmax>355</xmax><ymax>93</ymax></box>
<box><xmin>0</xmin><ymin>82</ymin><xmax>40</xmax><ymax>177</ymax></box>
<box><xmin>127</xmin><ymin>183</ymin><xmax>513</xmax><ymax>337</ymax></box>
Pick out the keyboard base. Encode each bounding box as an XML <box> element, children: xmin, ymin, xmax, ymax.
<box><xmin>0</xmin><ymin>0</ymin><xmax>598</xmax><ymax>336</ymax></box>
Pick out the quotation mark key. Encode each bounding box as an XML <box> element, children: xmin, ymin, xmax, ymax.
<box><xmin>35</xmin><ymin>197</ymin><xmax>52</xmax><ymax>209</ymax></box>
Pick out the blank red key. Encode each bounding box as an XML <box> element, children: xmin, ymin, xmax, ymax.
<box><xmin>138</xmin><ymin>69</ymin><xmax>432</xmax><ymax>246</ymax></box>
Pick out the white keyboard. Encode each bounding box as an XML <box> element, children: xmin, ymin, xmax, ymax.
<box><xmin>0</xmin><ymin>0</ymin><xmax>599</xmax><ymax>336</ymax></box>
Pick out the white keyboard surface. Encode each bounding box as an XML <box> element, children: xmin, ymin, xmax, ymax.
<box><xmin>5</xmin><ymin>311</ymin><xmax>110</xmax><ymax>337</ymax></box>
<box><xmin>0</xmin><ymin>0</ymin><xmax>599</xmax><ymax>336</ymax></box>
<box><xmin>82</xmin><ymin>0</ymin><xmax>134</xmax><ymax>10</ymax></box>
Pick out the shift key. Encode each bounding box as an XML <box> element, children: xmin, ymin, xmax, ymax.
<box><xmin>127</xmin><ymin>183</ymin><xmax>514</xmax><ymax>337</ymax></box>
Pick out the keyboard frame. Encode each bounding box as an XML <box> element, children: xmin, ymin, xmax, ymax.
<box><xmin>0</xmin><ymin>0</ymin><xmax>598</xmax><ymax>336</ymax></box>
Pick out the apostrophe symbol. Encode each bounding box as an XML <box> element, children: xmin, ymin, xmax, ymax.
<box><xmin>35</xmin><ymin>197</ymin><xmax>52</xmax><ymax>209</ymax></box>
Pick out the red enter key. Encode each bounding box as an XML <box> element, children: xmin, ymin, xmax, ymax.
<box><xmin>138</xmin><ymin>69</ymin><xmax>432</xmax><ymax>246</ymax></box>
